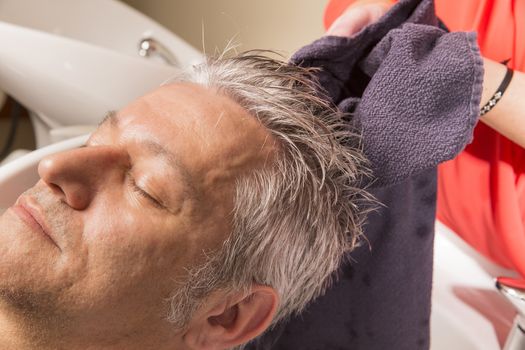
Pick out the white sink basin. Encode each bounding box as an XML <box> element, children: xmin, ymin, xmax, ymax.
<box><xmin>0</xmin><ymin>0</ymin><xmax>202</xmax><ymax>147</ymax></box>
<box><xmin>0</xmin><ymin>0</ymin><xmax>200</xmax><ymax>64</ymax></box>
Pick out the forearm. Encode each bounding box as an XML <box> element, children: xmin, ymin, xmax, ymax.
<box><xmin>479</xmin><ymin>59</ymin><xmax>525</xmax><ymax>148</ymax></box>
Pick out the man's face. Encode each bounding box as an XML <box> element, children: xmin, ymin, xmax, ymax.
<box><xmin>0</xmin><ymin>83</ymin><xmax>276</xmax><ymax>337</ymax></box>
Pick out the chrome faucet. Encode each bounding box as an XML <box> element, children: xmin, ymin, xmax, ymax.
<box><xmin>138</xmin><ymin>37</ymin><xmax>178</xmax><ymax>66</ymax></box>
<box><xmin>496</xmin><ymin>277</ymin><xmax>525</xmax><ymax>350</ymax></box>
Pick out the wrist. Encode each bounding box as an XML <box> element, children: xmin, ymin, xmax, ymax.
<box><xmin>480</xmin><ymin>66</ymin><xmax>513</xmax><ymax>116</ymax></box>
<box><xmin>480</xmin><ymin>59</ymin><xmax>510</xmax><ymax>116</ymax></box>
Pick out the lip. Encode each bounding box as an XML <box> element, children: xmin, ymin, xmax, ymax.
<box><xmin>12</xmin><ymin>196</ymin><xmax>59</xmax><ymax>249</ymax></box>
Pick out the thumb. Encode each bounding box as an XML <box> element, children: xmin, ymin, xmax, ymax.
<box><xmin>326</xmin><ymin>2</ymin><xmax>393</xmax><ymax>37</ymax></box>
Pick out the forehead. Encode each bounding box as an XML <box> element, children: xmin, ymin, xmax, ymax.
<box><xmin>117</xmin><ymin>82</ymin><xmax>278</xmax><ymax>186</ymax></box>
<box><xmin>119</xmin><ymin>83</ymin><xmax>266</xmax><ymax>146</ymax></box>
<box><xmin>120</xmin><ymin>83</ymin><xmax>251</xmax><ymax>132</ymax></box>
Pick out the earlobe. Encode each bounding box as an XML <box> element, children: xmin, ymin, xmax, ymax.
<box><xmin>183</xmin><ymin>285</ymin><xmax>279</xmax><ymax>350</ymax></box>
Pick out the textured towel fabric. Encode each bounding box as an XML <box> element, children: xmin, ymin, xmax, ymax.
<box><xmin>244</xmin><ymin>0</ymin><xmax>483</xmax><ymax>349</ymax></box>
<box><xmin>292</xmin><ymin>0</ymin><xmax>482</xmax><ymax>187</ymax></box>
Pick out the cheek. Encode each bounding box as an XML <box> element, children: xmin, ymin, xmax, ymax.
<box><xmin>81</xmin><ymin>203</ymin><xmax>194</xmax><ymax>284</ymax></box>
<box><xmin>60</xmin><ymin>208</ymin><xmax>187</xmax><ymax>312</ymax></box>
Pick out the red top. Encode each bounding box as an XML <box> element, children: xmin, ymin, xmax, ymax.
<box><xmin>325</xmin><ymin>0</ymin><xmax>525</xmax><ymax>277</ymax></box>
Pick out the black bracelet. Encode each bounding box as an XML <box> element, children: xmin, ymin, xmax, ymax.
<box><xmin>480</xmin><ymin>66</ymin><xmax>514</xmax><ymax>116</ymax></box>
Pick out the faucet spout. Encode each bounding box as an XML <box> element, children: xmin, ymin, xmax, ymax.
<box><xmin>496</xmin><ymin>277</ymin><xmax>525</xmax><ymax>350</ymax></box>
<box><xmin>138</xmin><ymin>37</ymin><xmax>179</xmax><ymax>66</ymax></box>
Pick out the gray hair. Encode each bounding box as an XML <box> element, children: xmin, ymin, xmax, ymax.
<box><xmin>166</xmin><ymin>52</ymin><xmax>372</xmax><ymax>337</ymax></box>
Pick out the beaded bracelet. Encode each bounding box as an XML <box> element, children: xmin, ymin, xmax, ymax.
<box><xmin>480</xmin><ymin>66</ymin><xmax>514</xmax><ymax>116</ymax></box>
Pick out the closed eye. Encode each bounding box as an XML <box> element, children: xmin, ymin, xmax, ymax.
<box><xmin>126</xmin><ymin>171</ymin><xmax>165</xmax><ymax>210</ymax></box>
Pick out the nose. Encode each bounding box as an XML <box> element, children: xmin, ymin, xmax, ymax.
<box><xmin>38</xmin><ymin>146</ymin><xmax>129</xmax><ymax>210</ymax></box>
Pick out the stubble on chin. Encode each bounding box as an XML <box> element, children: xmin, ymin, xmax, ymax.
<box><xmin>0</xmin><ymin>285</ymin><xmax>60</xmax><ymax>318</ymax></box>
<box><xmin>0</xmin><ymin>286</ymin><xmax>72</xmax><ymax>349</ymax></box>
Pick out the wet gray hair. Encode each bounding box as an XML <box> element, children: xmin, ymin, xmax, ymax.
<box><xmin>166</xmin><ymin>52</ymin><xmax>372</xmax><ymax>337</ymax></box>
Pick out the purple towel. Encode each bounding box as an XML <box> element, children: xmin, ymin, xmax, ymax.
<box><xmin>291</xmin><ymin>0</ymin><xmax>483</xmax><ymax>186</ymax></box>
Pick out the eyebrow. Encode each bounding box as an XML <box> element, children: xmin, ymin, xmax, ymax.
<box><xmin>98</xmin><ymin>110</ymin><xmax>118</xmax><ymax>127</ymax></box>
<box><xmin>98</xmin><ymin>110</ymin><xmax>198</xmax><ymax>200</ymax></box>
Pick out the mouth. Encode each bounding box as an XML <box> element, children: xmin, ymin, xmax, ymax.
<box><xmin>11</xmin><ymin>196</ymin><xmax>60</xmax><ymax>250</ymax></box>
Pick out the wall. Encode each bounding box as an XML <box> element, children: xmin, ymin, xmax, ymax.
<box><xmin>121</xmin><ymin>0</ymin><xmax>327</xmax><ymax>58</ymax></box>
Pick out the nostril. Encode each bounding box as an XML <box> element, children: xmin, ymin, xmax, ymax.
<box><xmin>48</xmin><ymin>182</ymin><xmax>65</xmax><ymax>197</ymax></box>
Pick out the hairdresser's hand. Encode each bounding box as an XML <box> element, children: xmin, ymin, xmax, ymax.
<box><xmin>326</xmin><ymin>0</ymin><xmax>394</xmax><ymax>37</ymax></box>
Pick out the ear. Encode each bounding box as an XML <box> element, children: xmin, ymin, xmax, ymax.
<box><xmin>183</xmin><ymin>284</ymin><xmax>279</xmax><ymax>350</ymax></box>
